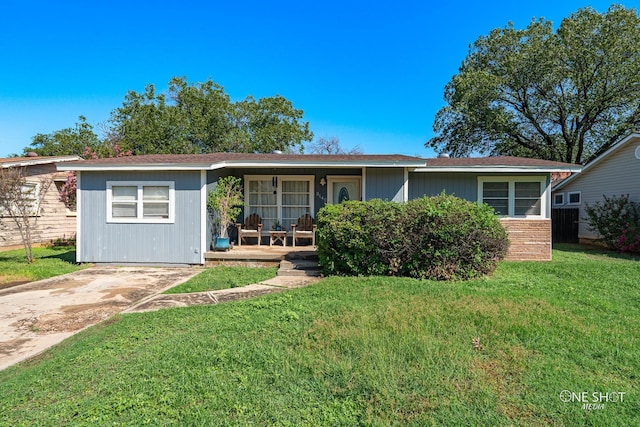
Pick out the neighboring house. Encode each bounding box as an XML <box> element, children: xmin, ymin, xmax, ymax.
<box><xmin>0</xmin><ymin>155</ymin><xmax>80</xmax><ymax>249</ymax></box>
<box><xmin>553</xmin><ymin>132</ymin><xmax>640</xmax><ymax>242</ymax></box>
<box><xmin>57</xmin><ymin>153</ymin><xmax>579</xmax><ymax>265</ymax></box>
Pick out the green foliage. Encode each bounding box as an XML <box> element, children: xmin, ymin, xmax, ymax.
<box><xmin>1</xmin><ymin>247</ymin><xmax>639</xmax><ymax>425</ymax></box>
<box><xmin>20</xmin><ymin>77</ymin><xmax>313</xmax><ymax>157</ymax></box>
<box><xmin>163</xmin><ymin>266</ymin><xmax>278</xmax><ymax>293</ymax></box>
<box><xmin>316</xmin><ymin>194</ymin><xmax>509</xmax><ymax>280</ymax></box>
<box><xmin>26</xmin><ymin>116</ymin><xmax>101</xmax><ymax>157</ymax></box>
<box><xmin>109</xmin><ymin>76</ymin><xmax>313</xmax><ymax>155</ymax></box>
<box><xmin>585</xmin><ymin>194</ymin><xmax>640</xmax><ymax>250</ymax></box>
<box><xmin>428</xmin><ymin>5</ymin><xmax>640</xmax><ymax>164</ymax></box>
<box><xmin>207</xmin><ymin>176</ymin><xmax>244</xmax><ymax>238</ymax></box>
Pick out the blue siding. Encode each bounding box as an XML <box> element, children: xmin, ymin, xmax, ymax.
<box><xmin>409</xmin><ymin>172</ymin><xmax>479</xmax><ymax>201</ymax></box>
<box><xmin>79</xmin><ymin>171</ymin><xmax>202</xmax><ymax>264</ymax></box>
<box><xmin>365</xmin><ymin>168</ymin><xmax>405</xmax><ymax>202</ymax></box>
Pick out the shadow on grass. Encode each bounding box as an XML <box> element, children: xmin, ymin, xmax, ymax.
<box><xmin>553</xmin><ymin>242</ymin><xmax>640</xmax><ymax>261</ymax></box>
<box><xmin>42</xmin><ymin>250</ymin><xmax>78</xmax><ymax>265</ymax></box>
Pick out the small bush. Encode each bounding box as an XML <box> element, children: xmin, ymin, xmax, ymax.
<box><xmin>618</xmin><ymin>224</ymin><xmax>640</xmax><ymax>253</ymax></box>
<box><xmin>585</xmin><ymin>194</ymin><xmax>640</xmax><ymax>250</ymax></box>
<box><xmin>316</xmin><ymin>194</ymin><xmax>509</xmax><ymax>280</ymax></box>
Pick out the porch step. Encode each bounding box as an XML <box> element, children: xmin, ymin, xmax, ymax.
<box><xmin>277</xmin><ymin>258</ymin><xmax>323</xmax><ymax>277</ymax></box>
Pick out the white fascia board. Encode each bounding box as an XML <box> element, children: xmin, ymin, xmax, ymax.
<box><xmin>4</xmin><ymin>156</ymin><xmax>81</xmax><ymax>169</ymax></box>
<box><xmin>413</xmin><ymin>166</ymin><xmax>582</xmax><ymax>173</ymax></box>
<box><xmin>554</xmin><ymin>132</ymin><xmax>640</xmax><ymax>191</ymax></box>
<box><xmin>57</xmin><ymin>163</ymin><xmax>215</xmax><ymax>171</ymax></box>
<box><xmin>218</xmin><ymin>160</ymin><xmax>425</xmax><ymax>168</ymax></box>
<box><xmin>59</xmin><ymin>160</ymin><xmax>426</xmax><ymax>171</ymax></box>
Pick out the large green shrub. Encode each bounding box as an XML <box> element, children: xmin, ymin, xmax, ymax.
<box><xmin>585</xmin><ymin>194</ymin><xmax>640</xmax><ymax>251</ymax></box>
<box><xmin>316</xmin><ymin>194</ymin><xmax>509</xmax><ymax>280</ymax></box>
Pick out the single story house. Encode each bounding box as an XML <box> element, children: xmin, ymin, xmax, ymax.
<box><xmin>553</xmin><ymin>132</ymin><xmax>640</xmax><ymax>242</ymax></box>
<box><xmin>1</xmin><ymin>155</ymin><xmax>80</xmax><ymax>249</ymax></box>
<box><xmin>57</xmin><ymin>153</ymin><xmax>580</xmax><ymax>264</ymax></box>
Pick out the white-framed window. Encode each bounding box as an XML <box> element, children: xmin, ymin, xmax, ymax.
<box><xmin>553</xmin><ymin>193</ymin><xmax>565</xmax><ymax>206</ymax></box>
<box><xmin>478</xmin><ymin>176</ymin><xmax>547</xmax><ymax>218</ymax></box>
<box><xmin>106</xmin><ymin>181</ymin><xmax>175</xmax><ymax>223</ymax></box>
<box><xmin>245</xmin><ymin>175</ymin><xmax>314</xmax><ymax>231</ymax></box>
<box><xmin>0</xmin><ymin>181</ymin><xmax>39</xmax><ymax>217</ymax></box>
<box><xmin>567</xmin><ymin>191</ymin><xmax>581</xmax><ymax>205</ymax></box>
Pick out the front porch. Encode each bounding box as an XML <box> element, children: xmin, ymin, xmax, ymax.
<box><xmin>204</xmin><ymin>245</ymin><xmax>317</xmax><ymax>267</ymax></box>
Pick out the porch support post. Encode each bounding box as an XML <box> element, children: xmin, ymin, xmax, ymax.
<box><xmin>361</xmin><ymin>167</ymin><xmax>367</xmax><ymax>201</ymax></box>
<box><xmin>200</xmin><ymin>170</ymin><xmax>207</xmax><ymax>264</ymax></box>
<box><xmin>403</xmin><ymin>167</ymin><xmax>409</xmax><ymax>202</ymax></box>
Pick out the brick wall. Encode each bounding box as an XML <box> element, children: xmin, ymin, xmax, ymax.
<box><xmin>500</xmin><ymin>219</ymin><xmax>551</xmax><ymax>261</ymax></box>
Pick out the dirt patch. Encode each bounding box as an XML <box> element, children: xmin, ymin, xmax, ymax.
<box><xmin>0</xmin><ymin>281</ymin><xmax>30</xmax><ymax>290</ymax></box>
<box><xmin>0</xmin><ymin>338</ymin><xmax>32</xmax><ymax>356</ymax></box>
<box><xmin>129</xmin><ymin>285</ymin><xmax>282</xmax><ymax>313</ymax></box>
<box><xmin>35</xmin><ymin>303</ymin><xmax>124</xmax><ymax>333</ymax></box>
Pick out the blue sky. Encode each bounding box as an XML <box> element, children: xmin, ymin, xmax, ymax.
<box><xmin>0</xmin><ymin>0</ymin><xmax>635</xmax><ymax>157</ymax></box>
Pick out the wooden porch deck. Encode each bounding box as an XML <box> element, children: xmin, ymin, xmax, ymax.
<box><xmin>204</xmin><ymin>244</ymin><xmax>317</xmax><ymax>267</ymax></box>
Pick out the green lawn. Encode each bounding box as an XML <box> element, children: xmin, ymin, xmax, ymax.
<box><xmin>163</xmin><ymin>265</ymin><xmax>278</xmax><ymax>294</ymax></box>
<box><xmin>0</xmin><ymin>245</ymin><xmax>85</xmax><ymax>287</ymax></box>
<box><xmin>0</xmin><ymin>245</ymin><xmax>638</xmax><ymax>426</ymax></box>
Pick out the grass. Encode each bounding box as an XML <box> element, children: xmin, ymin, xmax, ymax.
<box><xmin>163</xmin><ymin>265</ymin><xmax>278</xmax><ymax>293</ymax></box>
<box><xmin>0</xmin><ymin>245</ymin><xmax>85</xmax><ymax>287</ymax></box>
<box><xmin>0</xmin><ymin>245</ymin><xmax>638</xmax><ymax>426</ymax></box>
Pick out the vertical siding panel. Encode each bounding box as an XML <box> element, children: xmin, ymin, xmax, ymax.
<box><xmin>365</xmin><ymin>169</ymin><xmax>404</xmax><ymax>202</ymax></box>
<box><xmin>409</xmin><ymin>173</ymin><xmax>479</xmax><ymax>201</ymax></box>
<box><xmin>79</xmin><ymin>171</ymin><xmax>201</xmax><ymax>264</ymax></box>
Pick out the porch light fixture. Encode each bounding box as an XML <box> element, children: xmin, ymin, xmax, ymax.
<box><xmin>320</xmin><ymin>177</ymin><xmax>326</xmax><ymax>186</ymax></box>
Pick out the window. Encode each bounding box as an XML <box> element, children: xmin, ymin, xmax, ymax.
<box><xmin>0</xmin><ymin>182</ymin><xmax>39</xmax><ymax>217</ymax></box>
<box><xmin>482</xmin><ymin>181</ymin><xmax>509</xmax><ymax>215</ymax></box>
<box><xmin>515</xmin><ymin>182</ymin><xmax>541</xmax><ymax>215</ymax></box>
<box><xmin>567</xmin><ymin>191</ymin><xmax>581</xmax><ymax>205</ymax></box>
<box><xmin>553</xmin><ymin>193</ymin><xmax>565</xmax><ymax>206</ymax></box>
<box><xmin>478</xmin><ymin>176</ymin><xmax>546</xmax><ymax>218</ymax></box>
<box><xmin>107</xmin><ymin>181</ymin><xmax>174</xmax><ymax>223</ymax></box>
<box><xmin>245</xmin><ymin>175</ymin><xmax>314</xmax><ymax>231</ymax></box>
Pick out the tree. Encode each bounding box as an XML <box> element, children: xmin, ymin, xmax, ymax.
<box><xmin>0</xmin><ymin>167</ymin><xmax>53</xmax><ymax>263</ymax></box>
<box><xmin>109</xmin><ymin>76</ymin><xmax>313</xmax><ymax>154</ymax></box>
<box><xmin>58</xmin><ymin>144</ymin><xmax>132</xmax><ymax>211</ymax></box>
<box><xmin>427</xmin><ymin>5</ymin><xmax>640</xmax><ymax>164</ymax></box>
<box><xmin>307</xmin><ymin>136</ymin><xmax>363</xmax><ymax>154</ymax></box>
<box><xmin>26</xmin><ymin>116</ymin><xmax>102</xmax><ymax>157</ymax></box>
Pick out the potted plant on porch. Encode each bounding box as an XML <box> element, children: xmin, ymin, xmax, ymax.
<box><xmin>207</xmin><ymin>176</ymin><xmax>244</xmax><ymax>251</ymax></box>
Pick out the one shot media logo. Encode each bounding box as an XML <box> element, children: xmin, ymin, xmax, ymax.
<box><xmin>559</xmin><ymin>390</ymin><xmax>626</xmax><ymax>410</ymax></box>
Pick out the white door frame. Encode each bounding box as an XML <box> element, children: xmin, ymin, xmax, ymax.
<box><xmin>327</xmin><ymin>176</ymin><xmax>362</xmax><ymax>204</ymax></box>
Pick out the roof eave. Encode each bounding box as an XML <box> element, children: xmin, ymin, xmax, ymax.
<box><xmin>413</xmin><ymin>166</ymin><xmax>582</xmax><ymax>173</ymax></box>
<box><xmin>57</xmin><ymin>163</ymin><xmax>214</xmax><ymax>171</ymax></box>
<box><xmin>2</xmin><ymin>156</ymin><xmax>81</xmax><ymax>169</ymax></box>
<box><xmin>58</xmin><ymin>160</ymin><xmax>426</xmax><ymax>171</ymax></box>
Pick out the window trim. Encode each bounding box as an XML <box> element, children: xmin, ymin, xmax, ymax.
<box><xmin>244</xmin><ymin>175</ymin><xmax>314</xmax><ymax>232</ymax></box>
<box><xmin>106</xmin><ymin>181</ymin><xmax>175</xmax><ymax>224</ymax></box>
<box><xmin>478</xmin><ymin>176</ymin><xmax>548</xmax><ymax>219</ymax></box>
<box><xmin>567</xmin><ymin>191</ymin><xmax>581</xmax><ymax>206</ymax></box>
<box><xmin>553</xmin><ymin>192</ymin><xmax>565</xmax><ymax>207</ymax></box>
<box><xmin>0</xmin><ymin>181</ymin><xmax>40</xmax><ymax>218</ymax></box>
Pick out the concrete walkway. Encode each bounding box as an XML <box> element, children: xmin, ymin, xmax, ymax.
<box><xmin>0</xmin><ymin>255</ymin><xmax>322</xmax><ymax>371</ymax></box>
<box><xmin>125</xmin><ymin>255</ymin><xmax>322</xmax><ymax>313</ymax></box>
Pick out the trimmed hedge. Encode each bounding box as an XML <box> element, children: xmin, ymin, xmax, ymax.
<box><xmin>316</xmin><ymin>194</ymin><xmax>509</xmax><ymax>280</ymax></box>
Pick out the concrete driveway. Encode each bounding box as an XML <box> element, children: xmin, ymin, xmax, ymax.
<box><xmin>0</xmin><ymin>266</ymin><xmax>199</xmax><ymax>371</ymax></box>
